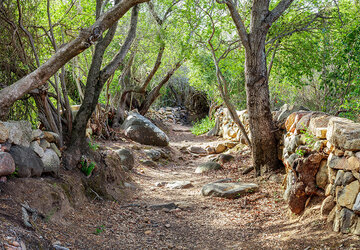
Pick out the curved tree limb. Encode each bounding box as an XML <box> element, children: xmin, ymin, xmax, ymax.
<box><xmin>216</xmin><ymin>0</ymin><xmax>250</xmax><ymax>51</ymax></box>
<box><xmin>265</xmin><ymin>0</ymin><xmax>295</xmax><ymax>25</ymax></box>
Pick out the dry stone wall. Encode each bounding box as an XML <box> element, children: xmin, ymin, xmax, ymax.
<box><xmin>213</xmin><ymin>108</ymin><xmax>251</xmax><ymax>144</ymax></box>
<box><xmin>147</xmin><ymin>107</ymin><xmax>190</xmax><ymax>124</ymax></box>
<box><xmin>213</xmin><ymin>105</ymin><xmax>360</xmax><ymax>236</ymax></box>
<box><xmin>0</xmin><ymin>121</ymin><xmax>61</xmax><ymax>180</ymax></box>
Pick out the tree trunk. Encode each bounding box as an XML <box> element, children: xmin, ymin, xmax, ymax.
<box><xmin>222</xmin><ymin>0</ymin><xmax>294</xmax><ymax>176</ymax></box>
<box><xmin>244</xmin><ymin>40</ymin><xmax>278</xmax><ymax>176</ymax></box>
<box><xmin>63</xmin><ymin>4</ymin><xmax>139</xmax><ymax>169</ymax></box>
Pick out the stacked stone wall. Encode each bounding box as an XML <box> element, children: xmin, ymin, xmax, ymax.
<box><xmin>0</xmin><ymin>121</ymin><xmax>61</xmax><ymax>180</ymax></box>
<box><xmin>213</xmin><ymin>105</ymin><xmax>360</xmax><ymax>236</ymax></box>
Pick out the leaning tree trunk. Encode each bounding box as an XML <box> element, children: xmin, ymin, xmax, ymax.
<box><xmin>244</xmin><ymin>35</ymin><xmax>278</xmax><ymax>176</ymax></box>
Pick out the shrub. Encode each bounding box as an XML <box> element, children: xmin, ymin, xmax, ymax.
<box><xmin>191</xmin><ymin>116</ymin><xmax>215</xmax><ymax>135</ymax></box>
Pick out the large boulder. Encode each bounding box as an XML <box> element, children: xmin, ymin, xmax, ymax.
<box><xmin>41</xmin><ymin>149</ymin><xmax>60</xmax><ymax>175</ymax></box>
<box><xmin>9</xmin><ymin>145</ymin><xmax>44</xmax><ymax>177</ymax></box>
<box><xmin>2</xmin><ymin>121</ymin><xmax>32</xmax><ymax>147</ymax></box>
<box><xmin>0</xmin><ymin>152</ymin><xmax>15</xmax><ymax>176</ymax></box>
<box><xmin>122</xmin><ymin>112</ymin><xmax>169</xmax><ymax>146</ymax></box>
<box><xmin>201</xmin><ymin>182</ymin><xmax>258</xmax><ymax>198</ymax></box>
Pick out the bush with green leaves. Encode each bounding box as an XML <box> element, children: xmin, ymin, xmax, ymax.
<box><xmin>191</xmin><ymin>116</ymin><xmax>215</xmax><ymax>135</ymax></box>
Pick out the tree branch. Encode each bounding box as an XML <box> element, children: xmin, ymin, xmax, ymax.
<box><xmin>218</xmin><ymin>0</ymin><xmax>250</xmax><ymax>51</ymax></box>
<box><xmin>0</xmin><ymin>0</ymin><xmax>149</xmax><ymax>120</ymax></box>
<box><xmin>266</xmin><ymin>0</ymin><xmax>295</xmax><ymax>25</ymax></box>
<box><xmin>139</xmin><ymin>42</ymin><xmax>165</xmax><ymax>92</ymax></box>
<box><xmin>139</xmin><ymin>59</ymin><xmax>184</xmax><ymax>115</ymax></box>
<box><xmin>147</xmin><ymin>2</ymin><xmax>163</xmax><ymax>26</ymax></box>
<box><xmin>266</xmin><ymin>13</ymin><xmax>320</xmax><ymax>45</ymax></box>
<box><xmin>100</xmin><ymin>4</ymin><xmax>139</xmax><ymax>80</ymax></box>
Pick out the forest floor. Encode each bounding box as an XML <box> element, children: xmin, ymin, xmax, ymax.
<box><xmin>1</xmin><ymin>122</ymin><xmax>360</xmax><ymax>249</ymax></box>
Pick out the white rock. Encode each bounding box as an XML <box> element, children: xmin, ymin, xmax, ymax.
<box><xmin>165</xmin><ymin>181</ymin><xmax>193</xmax><ymax>189</ymax></box>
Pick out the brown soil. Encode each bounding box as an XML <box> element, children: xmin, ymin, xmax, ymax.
<box><xmin>1</xmin><ymin>123</ymin><xmax>359</xmax><ymax>249</ymax></box>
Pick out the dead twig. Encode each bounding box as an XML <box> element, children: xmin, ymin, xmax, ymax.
<box><xmin>89</xmin><ymin>188</ymin><xmax>104</xmax><ymax>201</ymax></box>
<box><xmin>242</xmin><ymin>166</ymin><xmax>254</xmax><ymax>175</ymax></box>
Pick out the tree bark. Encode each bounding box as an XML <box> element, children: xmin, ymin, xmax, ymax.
<box><xmin>0</xmin><ymin>0</ymin><xmax>149</xmax><ymax>120</ymax></box>
<box><xmin>221</xmin><ymin>0</ymin><xmax>295</xmax><ymax>176</ymax></box>
<box><xmin>64</xmin><ymin>4</ymin><xmax>139</xmax><ymax>169</ymax></box>
<box><xmin>245</xmin><ymin>47</ymin><xmax>278</xmax><ymax>176</ymax></box>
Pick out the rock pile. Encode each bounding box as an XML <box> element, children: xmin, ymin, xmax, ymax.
<box><xmin>147</xmin><ymin>107</ymin><xmax>189</xmax><ymax>124</ymax></box>
<box><xmin>0</xmin><ymin>121</ymin><xmax>61</xmax><ymax>181</ymax></box>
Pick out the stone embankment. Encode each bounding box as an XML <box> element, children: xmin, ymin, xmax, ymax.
<box><xmin>213</xmin><ymin>104</ymin><xmax>360</xmax><ymax>236</ymax></box>
<box><xmin>0</xmin><ymin>121</ymin><xmax>61</xmax><ymax>180</ymax></box>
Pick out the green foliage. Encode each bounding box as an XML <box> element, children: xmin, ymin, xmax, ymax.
<box><xmin>269</xmin><ymin>0</ymin><xmax>360</xmax><ymax>120</ymax></box>
<box><xmin>88</xmin><ymin>137</ymin><xmax>99</xmax><ymax>151</ymax></box>
<box><xmin>300</xmin><ymin>128</ymin><xmax>317</xmax><ymax>149</ymax></box>
<box><xmin>295</xmin><ymin>149</ymin><xmax>305</xmax><ymax>157</ymax></box>
<box><xmin>10</xmin><ymin>167</ymin><xmax>19</xmax><ymax>178</ymax></box>
<box><xmin>2</xmin><ymin>0</ymin><xmax>360</xmax><ymax>132</ymax></box>
<box><xmin>186</xmin><ymin>1</ymin><xmax>247</xmax><ymax>111</ymax></box>
<box><xmin>191</xmin><ymin>116</ymin><xmax>215</xmax><ymax>135</ymax></box>
<box><xmin>80</xmin><ymin>159</ymin><xmax>96</xmax><ymax>177</ymax></box>
<box><xmin>94</xmin><ymin>225</ymin><xmax>105</xmax><ymax>235</ymax></box>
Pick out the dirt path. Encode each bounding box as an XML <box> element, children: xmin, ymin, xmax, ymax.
<box><xmin>1</xmin><ymin>123</ymin><xmax>360</xmax><ymax>249</ymax></box>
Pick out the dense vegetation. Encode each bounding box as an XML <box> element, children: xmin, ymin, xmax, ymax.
<box><xmin>1</xmin><ymin>0</ymin><xmax>359</xmax><ymax>171</ymax></box>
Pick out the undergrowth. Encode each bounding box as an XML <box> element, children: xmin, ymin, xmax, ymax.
<box><xmin>191</xmin><ymin>116</ymin><xmax>215</xmax><ymax>135</ymax></box>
